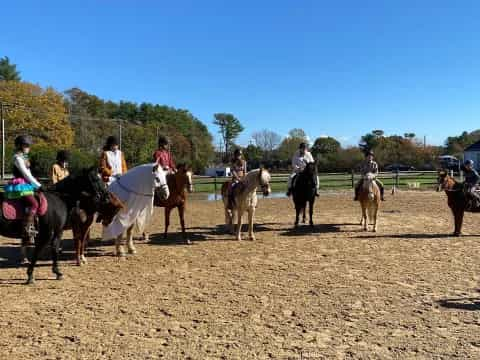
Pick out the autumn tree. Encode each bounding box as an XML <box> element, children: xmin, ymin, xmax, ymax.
<box><xmin>0</xmin><ymin>56</ymin><xmax>21</xmax><ymax>81</ymax></box>
<box><xmin>0</xmin><ymin>81</ymin><xmax>73</xmax><ymax>146</ymax></box>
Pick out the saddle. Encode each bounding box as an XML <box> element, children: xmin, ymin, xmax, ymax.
<box><xmin>1</xmin><ymin>192</ymin><xmax>48</xmax><ymax>221</ymax></box>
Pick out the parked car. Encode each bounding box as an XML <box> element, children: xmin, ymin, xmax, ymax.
<box><xmin>384</xmin><ymin>164</ymin><xmax>416</xmax><ymax>172</ymax></box>
<box><xmin>438</xmin><ymin>155</ymin><xmax>460</xmax><ymax>171</ymax></box>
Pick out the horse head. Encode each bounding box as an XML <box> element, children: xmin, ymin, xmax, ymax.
<box><xmin>362</xmin><ymin>172</ymin><xmax>376</xmax><ymax>201</ymax></box>
<box><xmin>177</xmin><ymin>164</ymin><xmax>194</xmax><ymax>193</ymax></box>
<box><xmin>437</xmin><ymin>169</ymin><xmax>455</xmax><ymax>192</ymax></box>
<box><xmin>258</xmin><ymin>168</ymin><xmax>271</xmax><ymax>196</ymax></box>
<box><xmin>153</xmin><ymin>164</ymin><xmax>170</xmax><ymax>200</ymax></box>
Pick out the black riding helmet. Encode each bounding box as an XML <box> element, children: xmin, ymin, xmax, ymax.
<box><xmin>106</xmin><ymin>136</ymin><xmax>119</xmax><ymax>148</ymax></box>
<box><xmin>299</xmin><ymin>142</ymin><xmax>308</xmax><ymax>150</ymax></box>
<box><xmin>158</xmin><ymin>135</ymin><xmax>170</xmax><ymax>148</ymax></box>
<box><xmin>365</xmin><ymin>150</ymin><xmax>375</xmax><ymax>157</ymax></box>
<box><xmin>56</xmin><ymin>150</ymin><xmax>69</xmax><ymax>162</ymax></box>
<box><xmin>14</xmin><ymin>135</ymin><xmax>33</xmax><ymax>149</ymax></box>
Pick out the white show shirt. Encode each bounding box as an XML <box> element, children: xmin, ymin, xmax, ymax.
<box><xmin>13</xmin><ymin>153</ymin><xmax>41</xmax><ymax>188</ymax></box>
<box><xmin>291</xmin><ymin>150</ymin><xmax>314</xmax><ymax>173</ymax></box>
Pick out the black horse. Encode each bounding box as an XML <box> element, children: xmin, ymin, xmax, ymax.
<box><xmin>0</xmin><ymin>168</ymin><xmax>109</xmax><ymax>284</ymax></box>
<box><xmin>292</xmin><ymin>162</ymin><xmax>317</xmax><ymax>227</ymax></box>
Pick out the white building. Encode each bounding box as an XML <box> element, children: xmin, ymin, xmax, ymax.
<box><xmin>464</xmin><ymin>142</ymin><xmax>480</xmax><ymax>170</ymax></box>
<box><xmin>205</xmin><ymin>167</ymin><xmax>231</xmax><ymax>177</ymax></box>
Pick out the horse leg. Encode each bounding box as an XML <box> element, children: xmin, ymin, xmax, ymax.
<box><xmin>230</xmin><ymin>209</ymin><xmax>237</xmax><ymax>235</ymax></box>
<box><xmin>26</xmin><ymin>234</ymin><xmax>48</xmax><ymax>285</ymax></box>
<box><xmin>143</xmin><ymin>232</ymin><xmax>149</xmax><ymax>242</ymax></box>
<box><xmin>302</xmin><ymin>207</ymin><xmax>306</xmax><ymax>224</ymax></box>
<box><xmin>178</xmin><ymin>205</ymin><xmax>190</xmax><ymax>245</ymax></box>
<box><xmin>81</xmin><ymin>228</ymin><xmax>90</xmax><ymax>264</ymax></box>
<box><xmin>51</xmin><ymin>234</ymin><xmax>63</xmax><ymax>280</ymax></box>
<box><xmin>371</xmin><ymin>205</ymin><xmax>378</xmax><ymax>232</ymax></box>
<box><xmin>453</xmin><ymin>209</ymin><xmax>464</xmax><ymax>236</ymax></box>
<box><xmin>361</xmin><ymin>205</ymin><xmax>368</xmax><ymax>231</ymax></box>
<box><xmin>127</xmin><ymin>225</ymin><xmax>136</xmax><ymax>254</ymax></box>
<box><xmin>309</xmin><ymin>200</ymin><xmax>314</xmax><ymax>227</ymax></box>
<box><xmin>294</xmin><ymin>204</ymin><xmax>300</xmax><ymax>228</ymax></box>
<box><xmin>236</xmin><ymin>209</ymin><xmax>243</xmax><ymax>241</ymax></box>
<box><xmin>164</xmin><ymin>207</ymin><xmax>172</xmax><ymax>240</ymax></box>
<box><xmin>115</xmin><ymin>233</ymin><xmax>126</xmax><ymax>257</ymax></box>
<box><xmin>248</xmin><ymin>207</ymin><xmax>256</xmax><ymax>241</ymax></box>
<box><xmin>20</xmin><ymin>237</ymin><xmax>29</xmax><ymax>265</ymax></box>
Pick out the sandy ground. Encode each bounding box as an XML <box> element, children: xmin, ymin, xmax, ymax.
<box><xmin>1</xmin><ymin>191</ymin><xmax>480</xmax><ymax>359</ymax></box>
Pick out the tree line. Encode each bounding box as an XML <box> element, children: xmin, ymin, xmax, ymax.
<box><xmin>0</xmin><ymin>56</ymin><xmax>479</xmax><ymax>176</ymax></box>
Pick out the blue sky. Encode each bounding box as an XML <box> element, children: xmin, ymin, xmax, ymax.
<box><xmin>2</xmin><ymin>1</ymin><xmax>480</xmax><ymax>147</ymax></box>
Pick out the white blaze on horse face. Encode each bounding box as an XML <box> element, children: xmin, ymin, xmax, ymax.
<box><xmin>154</xmin><ymin>165</ymin><xmax>169</xmax><ymax>200</ymax></box>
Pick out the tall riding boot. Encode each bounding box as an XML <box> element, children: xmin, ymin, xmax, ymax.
<box><xmin>380</xmin><ymin>186</ymin><xmax>385</xmax><ymax>201</ymax></box>
<box><xmin>354</xmin><ymin>186</ymin><xmax>359</xmax><ymax>201</ymax></box>
<box><xmin>23</xmin><ymin>213</ymin><xmax>37</xmax><ymax>245</ymax></box>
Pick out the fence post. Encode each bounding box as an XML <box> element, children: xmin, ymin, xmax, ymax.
<box><xmin>351</xmin><ymin>170</ymin><xmax>354</xmax><ymax>188</ymax></box>
<box><xmin>213</xmin><ymin>176</ymin><xmax>217</xmax><ymax>200</ymax></box>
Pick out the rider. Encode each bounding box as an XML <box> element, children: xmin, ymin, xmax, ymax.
<box><xmin>463</xmin><ymin>160</ymin><xmax>480</xmax><ymax>203</ymax></box>
<box><xmin>99</xmin><ymin>136</ymin><xmax>128</xmax><ymax>185</ymax></box>
<box><xmin>286</xmin><ymin>142</ymin><xmax>319</xmax><ymax>197</ymax></box>
<box><xmin>354</xmin><ymin>150</ymin><xmax>385</xmax><ymax>201</ymax></box>
<box><xmin>51</xmin><ymin>150</ymin><xmax>70</xmax><ymax>184</ymax></box>
<box><xmin>228</xmin><ymin>148</ymin><xmax>247</xmax><ymax>208</ymax></box>
<box><xmin>6</xmin><ymin>135</ymin><xmax>42</xmax><ymax>239</ymax></box>
<box><xmin>153</xmin><ymin>135</ymin><xmax>176</xmax><ymax>173</ymax></box>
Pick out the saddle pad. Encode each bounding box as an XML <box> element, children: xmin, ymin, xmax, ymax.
<box><xmin>2</xmin><ymin>193</ymin><xmax>48</xmax><ymax>221</ymax></box>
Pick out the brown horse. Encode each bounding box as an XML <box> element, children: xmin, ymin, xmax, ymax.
<box><xmin>358</xmin><ymin>173</ymin><xmax>381</xmax><ymax>232</ymax></box>
<box><xmin>151</xmin><ymin>164</ymin><xmax>194</xmax><ymax>244</ymax></box>
<box><xmin>437</xmin><ymin>170</ymin><xmax>480</xmax><ymax>236</ymax></box>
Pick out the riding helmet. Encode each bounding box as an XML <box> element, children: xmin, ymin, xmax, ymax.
<box><xmin>158</xmin><ymin>135</ymin><xmax>170</xmax><ymax>147</ymax></box>
<box><xmin>56</xmin><ymin>150</ymin><xmax>69</xmax><ymax>162</ymax></box>
<box><xmin>106</xmin><ymin>136</ymin><xmax>119</xmax><ymax>148</ymax></box>
<box><xmin>299</xmin><ymin>142</ymin><xmax>307</xmax><ymax>149</ymax></box>
<box><xmin>465</xmin><ymin>159</ymin><xmax>474</xmax><ymax>167</ymax></box>
<box><xmin>14</xmin><ymin>135</ymin><xmax>33</xmax><ymax>148</ymax></box>
<box><xmin>366</xmin><ymin>150</ymin><xmax>375</xmax><ymax>157</ymax></box>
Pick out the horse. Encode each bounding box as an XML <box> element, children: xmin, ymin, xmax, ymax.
<box><xmin>292</xmin><ymin>162</ymin><xmax>317</xmax><ymax>227</ymax></box>
<box><xmin>0</xmin><ymin>167</ymin><xmax>111</xmax><ymax>284</ymax></box>
<box><xmin>358</xmin><ymin>172</ymin><xmax>381</xmax><ymax>232</ymax></box>
<box><xmin>150</xmin><ymin>164</ymin><xmax>194</xmax><ymax>244</ymax></box>
<box><xmin>437</xmin><ymin>170</ymin><xmax>480</xmax><ymax>236</ymax></box>
<box><xmin>69</xmin><ymin>191</ymin><xmax>125</xmax><ymax>266</ymax></box>
<box><xmin>221</xmin><ymin>168</ymin><xmax>271</xmax><ymax>241</ymax></box>
<box><xmin>103</xmin><ymin>163</ymin><xmax>169</xmax><ymax>257</ymax></box>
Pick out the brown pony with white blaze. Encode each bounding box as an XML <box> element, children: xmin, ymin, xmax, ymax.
<box><xmin>437</xmin><ymin>170</ymin><xmax>480</xmax><ymax>236</ymax></box>
<box><xmin>147</xmin><ymin>164</ymin><xmax>194</xmax><ymax>244</ymax></box>
<box><xmin>358</xmin><ymin>172</ymin><xmax>381</xmax><ymax>232</ymax></box>
<box><xmin>221</xmin><ymin>168</ymin><xmax>271</xmax><ymax>241</ymax></box>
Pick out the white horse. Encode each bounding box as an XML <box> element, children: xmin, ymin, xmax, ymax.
<box><xmin>359</xmin><ymin>172</ymin><xmax>381</xmax><ymax>232</ymax></box>
<box><xmin>103</xmin><ymin>164</ymin><xmax>169</xmax><ymax>257</ymax></box>
<box><xmin>221</xmin><ymin>168</ymin><xmax>271</xmax><ymax>241</ymax></box>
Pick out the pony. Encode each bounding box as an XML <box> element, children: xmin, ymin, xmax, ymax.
<box><xmin>0</xmin><ymin>167</ymin><xmax>111</xmax><ymax>284</ymax></box>
<box><xmin>437</xmin><ymin>170</ymin><xmax>480</xmax><ymax>236</ymax></box>
<box><xmin>150</xmin><ymin>164</ymin><xmax>194</xmax><ymax>244</ymax></box>
<box><xmin>358</xmin><ymin>172</ymin><xmax>381</xmax><ymax>232</ymax></box>
<box><xmin>103</xmin><ymin>164</ymin><xmax>169</xmax><ymax>257</ymax></box>
<box><xmin>292</xmin><ymin>162</ymin><xmax>317</xmax><ymax>227</ymax></box>
<box><xmin>221</xmin><ymin>168</ymin><xmax>271</xmax><ymax>241</ymax></box>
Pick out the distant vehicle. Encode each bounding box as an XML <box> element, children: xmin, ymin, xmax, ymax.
<box><xmin>384</xmin><ymin>164</ymin><xmax>416</xmax><ymax>172</ymax></box>
<box><xmin>438</xmin><ymin>155</ymin><xmax>460</xmax><ymax>171</ymax></box>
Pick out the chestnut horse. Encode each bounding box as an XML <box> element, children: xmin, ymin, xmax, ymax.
<box><xmin>437</xmin><ymin>170</ymin><xmax>480</xmax><ymax>236</ymax></box>
<box><xmin>151</xmin><ymin>164</ymin><xmax>194</xmax><ymax>244</ymax></box>
<box><xmin>358</xmin><ymin>173</ymin><xmax>381</xmax><ymax>232</ymax></box>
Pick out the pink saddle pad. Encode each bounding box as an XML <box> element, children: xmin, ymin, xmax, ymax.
<box><xmin>2</xmin><ymin>193</ymin><xmax>48</xmax><ymax>221</ymax></box>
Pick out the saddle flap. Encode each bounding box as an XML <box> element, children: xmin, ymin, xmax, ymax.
<box><xmin>2</xmin><ymin>193</ymin><xmax>48</xmax><ymax>221</ymax></box>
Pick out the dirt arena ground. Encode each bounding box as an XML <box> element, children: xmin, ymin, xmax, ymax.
<box><xmin>1</xmin><ymin>191</ymin><xmax>480</xmax><ymax>359</ymax></box>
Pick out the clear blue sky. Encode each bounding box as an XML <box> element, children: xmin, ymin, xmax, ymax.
<box><xmin>2</xmin><ymin>1</ymin><xmax>480</xmax><ymax>147</ymax></box>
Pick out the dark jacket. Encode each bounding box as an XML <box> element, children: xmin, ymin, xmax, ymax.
<box><xmin>465</xmin><ymin>169</ymin><xmax>480</xmax><ymax>187</ymax></box>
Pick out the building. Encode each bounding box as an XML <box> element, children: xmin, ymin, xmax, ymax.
<box><xmin>464</xmin><ymin>142</ymin><xmax>480</xmax><ymax>170</ymax></box>
<box><xmin>205</xmin><ymin>166</ymin><xmax>231</xmax><ymax>177</ymax></box>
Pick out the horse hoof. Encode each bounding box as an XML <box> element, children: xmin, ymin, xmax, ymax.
<box><xmin>453</xmin><ymin>232</ymin><xmax>461</xmax><ymax>237</ymax></box>
<box><xmin>185</xmin><ymin>239</ymin><xmax>192</xmax><ymax>245</ymax></box>
<box><xmin>20</xmin><ymin>259</ymin><xmax>30</xmax><ymax>266</ymax></box>
<box><xmin>26</xmin><ymin>277</ymin><xmax>35</xmax><ymax>285</ymax></box>
<box><xmin>128</xmin><ymin>249</ymin><xmax>137</xmax><ymax>255</ymax></box>
<box><xmin>249</xmin><ymin>237</ymin><xmax>256</xmax><ymax>241</ymax></box>
<box><xmin>309</xmin><ymin>222</ymin><xmax>314</xmax><ymax>227</ymax></box>
<box><xmin>56</xmin><ymin>273</ymin><xmax>64</xmax><ymax>281</ymax></box>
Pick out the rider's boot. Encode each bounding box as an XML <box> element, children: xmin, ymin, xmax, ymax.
<box><xmin>353</xmin><ymin>187</ymin><xmax>359</xmax><ymax>201</ymax></box>
<box><xmin>286</xmin><ymin>187</ymin><xmax>292</xmax><ymax>197</ymax></box>
<box><xmin>380</xmin><ymin>187</ymin><xmax>385</xmax><ymax>201</ymax></box>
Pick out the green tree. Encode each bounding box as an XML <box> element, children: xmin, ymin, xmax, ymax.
<box><xmin>288</xmin><ymin>128</ymin><xmax>308</xmax><ymax>141</ymax></box>
<box><xmin>0</xmin><ymin>56</ymin><xmax>21</xmax><ymax>81</ymax></box>
<box><xmin>213</xmin><ymin>113</ymin><xmax>244</xmax><ymax>157</ymax></box>
<box><xmin>311</xmin><ymin>136</ymin><xmax>341</xmax><ymax>158</ymax></box>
